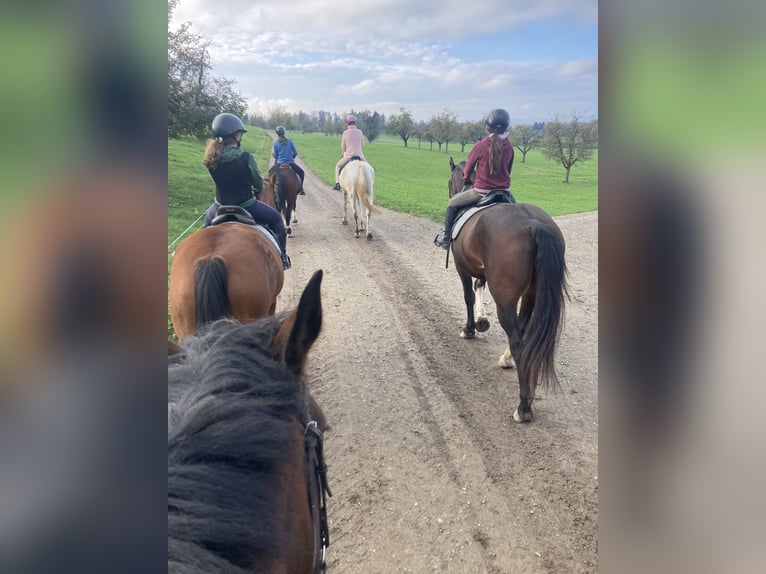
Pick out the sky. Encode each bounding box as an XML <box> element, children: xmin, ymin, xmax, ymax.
<box><xmin>171</xmin><ymin>0</ymin><xmax>598</xmax><ymax>124</ymax></box>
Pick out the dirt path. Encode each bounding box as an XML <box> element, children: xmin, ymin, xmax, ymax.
<box><xmin>275</xmin><ymin>158</ymin><xmax>598</xmax><ymax>573</ymax></box>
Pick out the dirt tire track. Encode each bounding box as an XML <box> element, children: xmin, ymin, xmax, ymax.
<box><xmin>275</xmin><ymin>158</ymin><xmax>597</xmax><ymax>573</ymax></box>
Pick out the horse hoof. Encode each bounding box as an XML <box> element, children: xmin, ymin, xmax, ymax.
<box><xmin>513</xmin><ymin>408</ymin><xmax>533</xmax><ymax>423</ymax></box>
<box><xmin>342</xmin><ymin>221</ymin><xmax>348</xmax><ymax>226</ymax></box>
<box><xmin>366</xmin><ymin>234</ymin><xmax>372</xmax><ymax>241</ymax></box>
<box><xmin>460</xmin><ymin>330</ymin><xmax>475</xmax><ymax>339</ymax></box>
<box><xmin>498</xmin><ymin>350</ymin><xmax>516</xmax><ymax>369</ymax></box>
<box><xmin>476</xmin><ymin>317</ymin><xmax>490</xmax><ymax>332</ymax></box>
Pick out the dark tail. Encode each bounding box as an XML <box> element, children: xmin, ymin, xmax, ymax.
<box><xmin>521</xmin><ymin>222</ymin><xmax>569</xmax><ymax>394</ymax></box>
<box><xmin>194</xmin><ymin>257</ymin><xmax>230</xmax><ymax>328</ymax></box>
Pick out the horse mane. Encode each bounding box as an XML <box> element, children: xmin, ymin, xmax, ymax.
<box><xmin>168</xmin><ymin>317</ymin><xmax>309</xmax><ymax>573</ymax></box>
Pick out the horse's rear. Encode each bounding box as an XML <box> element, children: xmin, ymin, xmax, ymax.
<box><xmin>339</xmin><ymin>160</ymin><xmax>376</xmax><ymax>240</ymax></box>
<box><xmin>452</xmin><ymin>202</ymin><xmax>568</xmax><ymax>422</ymax></box>
<box><xmin>169</xmin><ymin>223</ymin><xmax>284</xmax><ymax>342</ymax></box>
<box><xmin>271</xmin><ymin>165</ymin><xmax>300</xmax><ymax>235</ymax></box>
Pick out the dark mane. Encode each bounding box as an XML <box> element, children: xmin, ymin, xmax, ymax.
<box><xmin>168</xmin><ymin>317</ymin><xmax>308</xmax><ymax>573</ymax></box>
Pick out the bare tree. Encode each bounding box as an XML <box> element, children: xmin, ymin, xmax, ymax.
<box><xmin>541</xmin><ymin>113</ymin><xmax>597</xmax><ymax>183</ymax></box>
<box><xmin>510</xmin><ymin>124</ymin><xmax>541</xmax><ymax>163</ymax></box>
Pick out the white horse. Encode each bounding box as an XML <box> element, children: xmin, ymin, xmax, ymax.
<box><xmin>338</xmin><ymin>160</ymin><xmax>377</xmax><ymax>240</ymax></box>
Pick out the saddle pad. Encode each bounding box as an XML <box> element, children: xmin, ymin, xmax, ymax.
<box><xmin>216</xmin><ymin>222</ymin><xmax>282</xmax><ymax>254</ymax></box>
<box><xmin>452</xmin><ymin>205</ymin><xmax>496</xmax><ymax>240</ymax></box>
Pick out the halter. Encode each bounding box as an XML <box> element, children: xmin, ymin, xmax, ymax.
<box><xmin>304</xmin><ymin>417</ymin><xmax>332</xmax><ymax>573</ymax></box>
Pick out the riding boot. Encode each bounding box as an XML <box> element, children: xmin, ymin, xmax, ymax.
<box><xmin>435</xmin><ymin>206</ymin><xmax>458</xmax><ymax>250</ymax></box>
<box><xmin>298</xmin><ymin>186</ymin><xmax>305</xmax><ymax>196</ymax></box>
<box><xmin>282</xmin><ymin>252</ymin><xmax>292</xmax><ymax>270</ymax></box>
<box><xmin>278</xmin><ymin>233</ymin><xmax>291</xmax><ymax>270</ymax></box>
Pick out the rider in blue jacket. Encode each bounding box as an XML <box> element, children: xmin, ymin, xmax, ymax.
<box><xmin>271</xmin><ymin>126</ymin><xmax>306</xmax><ymax>195</ymax></box>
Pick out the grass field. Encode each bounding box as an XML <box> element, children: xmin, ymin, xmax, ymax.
<box><xmin>169</xmin><ymin>127</ymin><xmax>597</xmax><ymax>245</ymax></box>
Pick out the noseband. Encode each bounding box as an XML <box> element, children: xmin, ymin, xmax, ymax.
<box><xmin>304</xmin><ymin>419</ymin><xmax>332</xmax><ymax>573</ymax></box>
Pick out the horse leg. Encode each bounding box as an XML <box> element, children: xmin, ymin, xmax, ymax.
<box><xmin>365</xmin><ymin>206</ymin><xmax>372</xmax><ymax>240</ymax></box>
<box><xmin>353</xmin><ymin>193</ymin><xmax>361</xmax><ymax>238</ymax></box>
<box><xmin>341</xmin><ymin>190</ymin><xmax>349</xmax><ymax>226</ymax></box>
<box><xmin>458</xmin><ymin>270</ymin><xmax>476</xmax><ymax>339</ymax></box>
<box><xmin>496</xmin><ymin>302</ymin><xmax>533</xmax><ymax>422</ymax></box>
<box><xmin>499</xmin><ymin>293</ymin><xmax>534</xmax><ymax>369</ymax></box>
<box><xmin>474</xmin><ymin>279</ymin><xmax>490</xmax><ymax>332</ymax></box>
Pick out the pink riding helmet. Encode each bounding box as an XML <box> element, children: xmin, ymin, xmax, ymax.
<box><xmin>345</xmin><ymin>114</ymin><xmax>357</xmax><ymax>124</ymax></box>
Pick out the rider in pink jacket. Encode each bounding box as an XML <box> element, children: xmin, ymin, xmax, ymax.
<box><xmin>333</xmin><ymin>115</ymin><xmax>366</xmax><ymax>190</ymax></box>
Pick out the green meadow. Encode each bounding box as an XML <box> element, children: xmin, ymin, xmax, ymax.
<box><xmin>169</xmin><ymin>127</ymin><xmax>597</xmax><ymax>245</ymax></box>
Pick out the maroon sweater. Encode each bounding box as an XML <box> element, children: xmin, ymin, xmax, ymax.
<box><xmin>462</xmin><ymin>134</ymin><xmax>514</xmax><ymax>192</ymax></box>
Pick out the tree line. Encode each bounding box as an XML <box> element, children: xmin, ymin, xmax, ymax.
<box><xmin>253</xmin><ymin>106</ymin><xmax>598</xmax><ymax>183</ymax></box>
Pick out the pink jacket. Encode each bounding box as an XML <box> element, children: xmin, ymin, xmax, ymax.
<box><xmin>341</xmin><ymin>125</ymin><xmax>365</xmax><ymax>159</ymax></box>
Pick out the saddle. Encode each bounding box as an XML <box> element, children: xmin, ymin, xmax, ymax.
<box><xmin>209</xmin><ymin>205</ymin><xmax>282</xmax><ymax>254</ymax></box>
<box><xmin>210</xmin><ymin>205</ymin><xmax>257</xmax><ymax>226</ymax></box>
<box><xmin>452</xmin><ymin>190</ymin><xmax>516</xmax><ymax>239</ymax></box>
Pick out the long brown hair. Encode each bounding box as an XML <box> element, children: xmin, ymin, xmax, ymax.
<box><xmin>488</xmin><ymin>133</ymin><xmax>504</xmax><ymax>175</ymax></box>
<box><xmin>203</xmin><ymin>135</ymin><xmax>238</xmax><ymax>170</ymax></box>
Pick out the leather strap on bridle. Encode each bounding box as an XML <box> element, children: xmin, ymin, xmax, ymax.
<box><xmin>305</xmin><ymin>420</ymin><xmax>332</xmax><ymax>573</ymax></box>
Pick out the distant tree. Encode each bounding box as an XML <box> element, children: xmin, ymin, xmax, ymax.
<box><xmin>430</xmin><ymin>110</ymin><xmax>459</xmax><ymax>152</ymax></box>
<box><xmin>510</xmin><ymin>124</ymin><xmax>541</xmax><ymax>163</ymax></box>
<box><xmin>357</xmin><ymin>110</ymin><xmax>384</xmax><ymax>143</ymax></box>
<box><xmin>422</xmin><ymin>122</ymin><xmax>436</xmax><ymax>151</ymax></box>
<box><xmin>386</xmin><ymin>108</ymin><xmax>415</xmax><ymax>147</ymax></box>
<box><xmin>541</xmin><ymin>112</ymin><xmax>597</xmax><ymax>183</ymax></box>
<box><xmin>457</xmin><ymin>121</ymin><xmax>484</xmax><ymax>152</ymax></box>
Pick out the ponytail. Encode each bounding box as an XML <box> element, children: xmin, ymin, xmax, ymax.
<box><xmin>203</xmin><ymin>138</ymin><xmax>225</xmax><ymax>169</ymax></box>
<box><xmin>488</xmin><ymin>133</ymin><xmax>504</xmax><ymax>175</ymax></box>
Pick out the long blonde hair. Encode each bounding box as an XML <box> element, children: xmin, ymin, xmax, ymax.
<box><xmin>488</xmin><ymin>133</ymin><xmax>504</xmax><ymax>175</ymax></box>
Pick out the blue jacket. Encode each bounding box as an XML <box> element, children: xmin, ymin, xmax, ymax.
<box><xmin>272</xmin><ymin>137</ymin><xmax>298</xmax><ymax>165</ymax></box>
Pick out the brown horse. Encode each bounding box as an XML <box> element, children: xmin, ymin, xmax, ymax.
<box><xmin>169</xmin><ymin>270</ymin><xmax>332</xmax><ymax>573</ymax></box>
<box><xmin>447</xmin><ymin>158</ymin><xmax>569</xmax><ymax>422</ymax></box>
<box><xmin>269</xmin><ymin>164</ymin><xmax>300</xmax><ymax>235</ymax></box>
<box><xmin>338</xmin><ymin>159</ymin><xmax>377</xmax><ymax>240</ymax></box>
<box><xmin>259</xmin><ymin>179</ymin><xmax>277</xmax><ymax>209</ymax></box>
<box><xmin>169</xmin><ymin>222</ymin><xmax>284</xmax><ymax>342</ymax></box>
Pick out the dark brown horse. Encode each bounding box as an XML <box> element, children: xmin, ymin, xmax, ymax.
<box><xmin>169</xmin><ymin>222</ymin><xmax>284</xmax><ymax>342</ymax></box>
<box><xmin>447</xmin><ymin>158</ymin><xmax>569</xmax><ymax>422</ymax></box>
<box><xmin>268</xmin><ymin>164</ymin><xmax>300</xmax><ymax>235</ymax></box>
<box><xmin>169</xmin><ymin>270</ymin><xmax>331</xmax><ymax>573</ymax></box>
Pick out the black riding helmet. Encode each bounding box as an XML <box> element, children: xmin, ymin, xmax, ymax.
<box><xmin>211</xmin><ymin>113</ymin><xmax>247</xmax><ymax>139</ymax></box>
<box><xmin>485</xmin><ymin>109</ymin><xmax>510</xmax><ymax>134</ymax></box>
<box><xmin>275</xmin><ymin>126</ymin><xmax>286</xmax><ymax>136</ymax></box>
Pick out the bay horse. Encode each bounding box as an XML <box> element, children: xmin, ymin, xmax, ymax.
<box><xmin>169</xmin><ymin>270</ymin><xmax>332</xmax><ymax>573</ymax></box>
<box><xmin>269</xmin><ymin>164</ymin><xmax>300</xmax><ymax>235</ymax></box>
<box><xmin>447</xmin><ymin>158</ymin><xmax>569</xmax><ymax>422</ymax></box>
<box><xmin>169</xmin><ymin>221</ymin><xmax>284</xmax><ymax>342</ymax></box>
<box><xmin>338</xmin><ymin>159</ymin><xmax>377</xmax><ymax>240</ymax></box>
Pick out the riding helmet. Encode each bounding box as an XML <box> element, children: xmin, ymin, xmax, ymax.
<box><xmin>211</xmin><ymin>113</ymin><xmax>247</xmax><ymax>139</ymax></box>
<box><xmin>345</xmin><ymin>114</ymin><xmax>357</xmax><ymax>125</ymax></box>
<box><xmin>275</xmin><ymin>126</ymin><xmax>286</xmax><ymax>136</ymax></box>
<box><xmin>485</xmin><ymin>109</ymin><xmax>510</xmax><ymax>133</ymax></box>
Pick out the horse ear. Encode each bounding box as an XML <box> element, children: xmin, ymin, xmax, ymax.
<box><xmin>271</xmin><ymin>270</ymin><xmax>323</xmax><ymax>375</ymax></box>
<box><xmin>450</xmin><ymin>156</ymin><xmax>456</xmax><ymax>171</ymax></box>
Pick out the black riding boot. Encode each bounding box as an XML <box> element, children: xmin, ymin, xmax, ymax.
<box><xmin>278</xmin><ymin>233</ymin><xmax>291</xmax><ymax>270</ymax></box>
<box><xmin>435</xmin><ymin>206</ymin><xmax>458</xmax><ymax>250</ymax></box>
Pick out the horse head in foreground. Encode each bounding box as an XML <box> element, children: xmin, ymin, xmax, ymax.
<box><xmin>447</xmin><ymin>159</ymin><xmax>569</xmax><ymax>422</ymax></box>
<box><xmin>168</xmin><ymin>269</ymin><xmax>331</xmax><ymax>573</ymax></box>
<box><xmin>338</xmin><ymin>159</ymin><xmax>377</xmax><ymax>240</ymax></box>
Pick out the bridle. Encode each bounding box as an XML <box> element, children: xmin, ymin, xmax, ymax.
<box><xmin>304</xmin><ymin>417</ymin><xmax>332</xmax><ymax>573</ymax></box>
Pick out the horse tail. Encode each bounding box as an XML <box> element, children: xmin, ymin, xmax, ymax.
<box><xmin>193</xmin><ymin>257</ymin><xmax>230</xmax><ymax>328</ymax></box>
<box><xmin>274</xmin><ymin>171</ymin><xmax>284</xmax><ymax>214</ymax></box>
<box><xmin>355</xmin><ymin>163</ymin><xmax>379</xmax><ymax>214</ymax></box>
<box><xmin>521</xmin><ymin>222</ymin><xmax>569</xmax><ymax>394</ymax></box>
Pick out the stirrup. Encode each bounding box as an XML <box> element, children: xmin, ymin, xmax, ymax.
<box><xmin>333</xmin><ymin>183</ymin><xmax>341</xmax><ymax>191</ymax></box>
<box><xmin>433</xmin><ymin>231</ymin><xmax>451</xmax><ymax>250</ymax></box>
<box><xmin>282</xmin><ymin>254</ymin><xmax>291</xmax><ymax>270</ymax></box>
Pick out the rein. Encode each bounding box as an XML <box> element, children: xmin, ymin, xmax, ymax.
<box><xmin>304</xmin><ymin>420</ymin><xmax>332</xmax><ymax>573</ymax></box>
